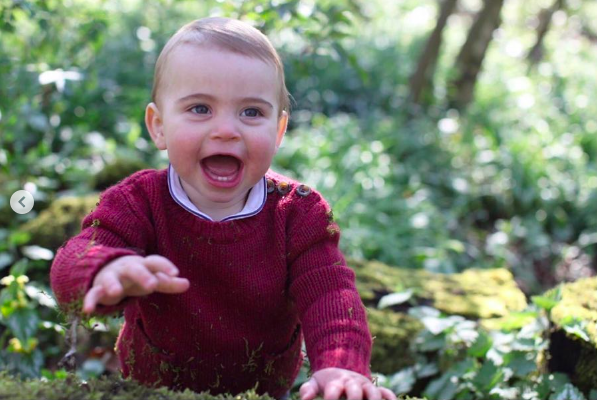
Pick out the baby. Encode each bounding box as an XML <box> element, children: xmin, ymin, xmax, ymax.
<box><xmin>50</xmin><ymin>17</ymin><xmax>395</xmax><ymax>400</ymax></box>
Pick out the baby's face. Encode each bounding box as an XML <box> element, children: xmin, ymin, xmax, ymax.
<box><xmin>147</xmin><ymin>44</ymin><xmax>287</xmax><ymax>215</ymax></box>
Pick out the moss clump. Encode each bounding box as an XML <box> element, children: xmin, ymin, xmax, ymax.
<box><xmin>19</xmin><ymin>195</ymin><xmax>99</xmax><ymax>250</ymax></box>
<box><xmin>92</xmin><ymin>158</ymin><xmax>149</xmax><ymax>191</ymax></box>
<box><xmin>367</xmin><ymin>308</ymin><xmax>422</xmax><ymax>375</ymax></box>
<box><xmin>0</xmin><ymin>373</ymin><xmax>275</xmax><ymax>400</ymax></box>
<box><xmin>352</xmin><ymin>259</ymin><xmax>526</xmax><ymax>319</ymax></box>
<box><xmin>548</xmin><ymin>277</ymin><xmax>597</xmax><ymax>391</ymax></box>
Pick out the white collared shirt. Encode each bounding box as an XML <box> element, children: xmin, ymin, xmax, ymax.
<box><xmin>167</xmin><ymin>164</ymin><xmax>266</xmax><ymax>222</ymax></box>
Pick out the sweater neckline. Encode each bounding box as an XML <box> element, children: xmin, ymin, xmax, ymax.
<box><xmin>167</xmin><ymin>164</ymin><xmax>267</xmax><ymax>222</ymax></box>
<box><xmin>159</xmin><ymin>169</ymin><xmax>276</xmax><ymax>244</ymax></box>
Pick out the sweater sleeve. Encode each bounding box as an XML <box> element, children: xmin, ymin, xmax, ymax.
<box><xmin>286</xmin><ymin>191</ymin><xmax>372</xmax><ymax>378</ymax></box>
<box><xmin>50</xmin><ymin>173</ymin><xmax>156</xmax><ymax>316</ymax></box>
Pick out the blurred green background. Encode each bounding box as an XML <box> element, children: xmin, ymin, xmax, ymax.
<box><xmin>1</xmin><ymin>0</ymin><xmax>597</xmax><ymax>397</ymax></box>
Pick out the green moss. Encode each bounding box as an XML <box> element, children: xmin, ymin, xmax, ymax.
<box><xmin>0</xmin><ymin>373</ymin><xmax>421</xmax><ymax>400</ymax></box>
<box><xmin>548</xmin><ymin>277</ymin><xmax>597</xmax><ymax>392</ymax></box>
<box><xmin>352</xmin><ymin>259</ymin><xmax>526</xmax><ymax>318</ymax></box>
<box><xmin>0</xmin><ymin>373</ymin><xmax>275</xmax><ymax>400</ymax></box>
<box><xmin>92</xmin><ymin>158</ymin><xmax>150</xmax><ymax>191</ymax></box>
<box><xmin>367</xmin><ymin>308</ymin><xmax>422</xmax><ymax>375</ymax></box>
<box><xmin>19</xmin><ymin>195</ymin><xmax>99</xmax><ymax>250</ymax></box>
<box><xmin>550</xmin><ymin>277</ymin><xmax>597</xmax><ymax>345</ymax></box>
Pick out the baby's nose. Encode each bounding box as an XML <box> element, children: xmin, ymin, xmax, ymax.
<box><xmin>210</xmin><ymin>116</ymin><xmax>241</xmax><ymax>141</ymax></box>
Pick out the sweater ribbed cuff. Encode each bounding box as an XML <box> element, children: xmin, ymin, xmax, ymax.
<box><xmin>53</xmin><ymin>246</ymin><xmax>139</xmax><ymax>316</ymax></box>
<box><xmin>310</xmin><ymin>347</ymin><xmax>372</xmax><ymax>379</ymax></box>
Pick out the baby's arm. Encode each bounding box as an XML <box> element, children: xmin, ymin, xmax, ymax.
<box><xmin>83</xmin><ymin>254</ymin><xmax>189</xmax><ymax>313</ymax></box>
<box><xmin>50</xmin><ymin>171</ymin><xmax>166</xmax><ymax>315</ymax></box>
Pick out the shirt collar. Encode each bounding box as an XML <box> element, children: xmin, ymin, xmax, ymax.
<box><xmin>167</xmin><ymin>164</ymin><xmax>266</xmax><ymax>222</ymax></box>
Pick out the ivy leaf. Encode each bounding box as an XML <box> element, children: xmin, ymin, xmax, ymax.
<box><xmin>377</xmin><ymin>289</ymin><xmax>413</xmax><ymax>309</ymax></box>
<box><xmin>549</xmin><ymin>383</ymin><xmax>586</xmax><ymax>400</ymax></box>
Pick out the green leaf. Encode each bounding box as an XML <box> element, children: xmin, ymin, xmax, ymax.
<box><xmin>415</xmin><ymin>329</ymin><xmax>447</xmax><ymax>351</ymax></box>
<box><xmin>472</xmin><ymin>360</ymin><xmax>503</xmax><ymax>392</ymax></box>
<box><xmin>468</xmin><ymin>331</ymin><xmax>493</xmax><ymax>357</ymax></box>
<box><xmin>497</xmin><ymin>311</ymin><xmax>540</xmax><ymax>331</ymax></box>
<box><xmin>8</xmin><ymin>231</ymin><xmax>30</xmax><ymax>247</ymax></box>
<box><xmin>561</xmin><ymin>319</ymin><xmax>590</xmax><ymax>342</ymax></box>
<box><xmin>422</xmin><ymin>315</ymin><xmax>463</xmax><ymax>335</ymax></box>
<box><xmin>9</xmin><ymin>259</ymin><xmax>29</xmax><ymax>276</ymax></box>
<box><xmin>388</xmin><ymin>367</ymin><xmax>416</xmax><ymax>394</ymax></box>
<box><xmin>424</xmin><ymin>372</ymin><xmax>459</xmax><ymax>400</ymax></box>
<box><xmin>0</xmin><ymin>253</ymin><xmax>13</xmax><ymax>271</ymax></box>
<box><xmin>377</xmin><ymin>289</ymin><xmax>413</xmax><ymax>309</ymax></box>
<box><xmin>6</xmin><ymin>307</ymin><xmax>39</xmax><ymax>343</ymax></box>
<box><xmin>408</xmin><ymin>306</ymin><xmax>441</xmax><ymax>319</ymax></box>
<box><xmin>503</xmin><ymin>351</ymin><xmax>537</xmax><ymax>377</ymax></box>
<box><xmin>531</xmin><ymin>295</ymin><xmax>560</xmax><ymax>311</ymax></box>
<box><xmin>549</xmin><ymin>383</ymin><xmax>586</xmax><ymax>400</ymax></box>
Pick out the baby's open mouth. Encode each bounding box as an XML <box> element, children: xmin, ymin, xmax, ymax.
<box><xmin>200</xmin><ymin>154</ymin><xmax>243</xmax><ymax>184</ymax></box>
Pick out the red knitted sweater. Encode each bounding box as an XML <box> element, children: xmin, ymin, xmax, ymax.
<box><xmin>50</xmin><ymin>169</ymin><xmax>372</xmax><ymax>398</ymax></box>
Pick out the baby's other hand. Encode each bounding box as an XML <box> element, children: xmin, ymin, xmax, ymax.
<box><xmin>299</xmin><ymin>367</ymin><xmax>396</xmax><ymax>400</ymax></box>
<box><xmin>83</xmin><ymin>254</ymin><xmax>189</xmax><ymax>313</ymax></box>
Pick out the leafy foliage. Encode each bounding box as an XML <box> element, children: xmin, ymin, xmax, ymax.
<box><xmin>376</xmin><ymin>298</ymin><xmax>588</xmax><ymax>399</ymax></box>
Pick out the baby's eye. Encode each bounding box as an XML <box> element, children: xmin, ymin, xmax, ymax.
<box><xmin>190</xmin><ymin>105</ymin><xmax>210</xmax><ymax>114</ymax></box>
<box><xmin>241</xmin><ymin>108</ymin><xmax>263</xmax><ymax>118</ymax></box>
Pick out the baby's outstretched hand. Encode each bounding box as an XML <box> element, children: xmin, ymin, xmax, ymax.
<box><xmin>299</xmin><ymin>367</ymin><xmax>396</xmax><ymax>400</ymax></box>
<box><xmin>83</xmin><ymin>254</ymin><xmax>189</xmax><ymax>313</ymax></box>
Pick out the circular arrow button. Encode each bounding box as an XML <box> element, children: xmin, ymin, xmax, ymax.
<box><xmin>10</xmin><ymin>190</ymin><xmax>34</xmax><ymax>214</ymax></box>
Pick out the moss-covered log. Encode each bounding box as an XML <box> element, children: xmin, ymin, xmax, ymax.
<box><xmin>547</xmin><ymin>277</ymin><xmax>597</xmax><ymax>392</ymax></box>
<box><xmin>352</xmin><ymin>259</ymin><xmax>527</xmax><ymax>374</ymax></box>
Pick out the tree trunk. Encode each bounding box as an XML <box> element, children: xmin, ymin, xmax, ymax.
<box><xmin>408</xmin><ymin>0</ymin><xmax>459</xmax><ymax>106</ymax></box>
<box><xmin>527</xmin><ymin>0</ymin><xmax>565</xmax><ymax>65</ymax></box>
<box><xmin>448</xmin><ymin>0</ymin><xmax>505</xmax><ymax>110</ymax></box>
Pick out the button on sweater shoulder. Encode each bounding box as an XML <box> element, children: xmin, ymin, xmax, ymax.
<box><xmin>50</xmin><ymin>168</ymin><xmax>372</xmax><ymax>398</ymax></box>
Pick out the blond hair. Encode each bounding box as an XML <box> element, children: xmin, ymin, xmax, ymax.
<box><xmin>151</xmin><ymin>17</ymin><xmax>290</xmax><ymax>115</ymax></box>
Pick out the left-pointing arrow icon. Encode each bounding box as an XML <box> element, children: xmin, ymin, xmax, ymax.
<box><xmin>10</xmin><ymin>190</ymin><xmax>34</xmax><ymax>214</ymax></box>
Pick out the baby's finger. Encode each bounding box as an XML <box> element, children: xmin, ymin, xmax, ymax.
<box><xmin>143</xmin><ymin>255</ymin><xmax>179</xmax><ymax>276</ymax></box>
<box><xmin>345</xmin><ymin>381</ymin><xmax>364</xmax><ymax>400</ymax></box>
<box><xmin>154</xmin><ymin>272</ymin><xmax>190</xmax><ymax>293</ymax></box>
<box><xmin>363</xmin><ymin>383</ymin><xmax>382</xmax><ymax>400</ymax></box>
<box><xmin>121</xmin><ymin>263</ymin><xmax>158</xmax><ymax>292</ymax></box>
<box><xmin>323</xmin><ymin>381</ymin><xmax>344</xmax><ymax>400</ymax></box>
<box><xmin>100</xmin><ymin>272</ymin><xmax>124</xmax><ymax>297</ymax></box>
<box><xmin>379</xmin><ymin>387</ymin><xmax>397</xmax><ymax>400</ymax></box>
<box><xmin>299</xmin><ymin>378</ymin><xmax>319</xmax><ymax>400</ymax></box>
<box><xmin>83</xmin><ymin>286</ymin><xmax>105</xmax><ymax>314</ymax></box>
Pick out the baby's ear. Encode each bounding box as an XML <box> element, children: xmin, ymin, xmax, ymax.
<box><xmin>275</xmin><ymin>110</ymin><xmax>288</xmax><ymax>150</ymax></box>
<box><xmin>145</xmin><ymin>102</ymin><xmax>167</xmax><ymax>150</ymax></box>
